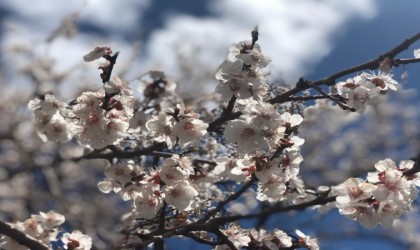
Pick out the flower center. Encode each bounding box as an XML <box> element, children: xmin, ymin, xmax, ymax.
<box><xmin>229</xmin><ymin>79</ymin><xmax>240</xmax><ymax>92</ymax></box>
<box><xmin>241</xmin><ymin>128</ymin><xmax>255</xmax><ymax>138</ymax></box>
<box><xmin>371</xmin><ymin>78</ymin><xmax>386</xmax><ymax>89</ymax></box>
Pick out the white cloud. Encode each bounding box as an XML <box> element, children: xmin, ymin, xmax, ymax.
<box><xmin>79</xmin><ymin>0</ymin><xmax>150</xmax><ymax>34</ymax></box>
<box><xmin>0</xmin><ymin>0</ymin><xmax>150</xmax><ymax>97</ymax></box>
<box><xmin>142</xmin><ymin>0</ymin><xmax>378</xmax><ymax>91</ymax></box>
<box><xmin>0</xmin><ymin>0</ymin><xmax>378</xmax><ymax>98</ymax></box>
<box><xmin>0</xmin><ymin>0</ymin><xmax>150</xmax><ymax>34</ymax></box>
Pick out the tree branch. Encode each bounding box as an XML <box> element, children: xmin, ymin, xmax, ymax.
<box><xmin>214</xmin><ymin>229</ymin><xmax>238</xmax><ymax>250</ymax></box>
<box><xmin>207</xmin><ymin>96</ymin><xmax>241</xmax><ymax>132</ymax></box>
<box><xmin>72</xmin><ymin>142</ymin><xmax>167</xmax><ymax>161</ymax></box>
<box><xmin>0</xmin><ymin>220</ymin><xmax>49</xmax><ymax>250</ymax></box>
<box><xmin>268</xmin><ymin>32</ymin><xmax>420</xmax><ymax>104</ymax></box>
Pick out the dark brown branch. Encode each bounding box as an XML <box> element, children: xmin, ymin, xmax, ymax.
<box><xmin>101</xmin><ymin>52</ymin><xmax>119</xmax><ymax>84</ymax></box>
<box><xmin>72</xmin><ymin>144</ymin><xmax>218</xmax><ymax>168</ymax></box>
<box><xmin>207</xmin><ymin>111</ymin><xmax>241</xmax><ymax>133</ymax></box>
<box><xmin>180</xmin><ymin>232</ymin><xmax>220</xmax><ymax>246</ymax></box>
<box><xmin>279</xmin><ymin>94</ymin><xmax>337</xmax><ymax>102</ymax></box>
<box><xmin>269</xmin><ymin>32</ymin><xmax>420</xmax><ymax>104</ymax></box>
<box><xmin>304</xmin><ymin>78</ymin><xmax>355</xmax><ymax>111</ymax></box>
<box><xmin>214</xmin><ymin>229</ymin><xmax>239</xmax><ymax>250</ymax></box>
<box><xmin>0</xmin><ymin>220</ymin><xmax>49</xmax><ymax>250</ymax></box>
<box><xmin>208</xmin><ymin>95</ymin><xmax>240</xmax><ymax>133</ymax></box>
<box><xmin>72</xmin><ymin>143</ymin><xmax>167</xmax><ymax>161</ymax></box>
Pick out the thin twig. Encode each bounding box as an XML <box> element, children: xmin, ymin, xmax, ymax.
<box><xmin>199</xmin><ymin>175</ymin><xmax>257</xmax><ymax>223</ymax></box>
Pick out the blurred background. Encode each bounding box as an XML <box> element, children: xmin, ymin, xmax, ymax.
<box><xmin>1</xmin><ymin>0</ymin><xmax>420</xmax><ymax>249</ymax></box>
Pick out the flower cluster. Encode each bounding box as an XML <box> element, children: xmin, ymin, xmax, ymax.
<box><xmin>98</xmin><ymin>155</ymin><xmax>199</xmax><ymax>219</ymax></box>
<box><xmin>332</xmin><ymin>158</ymin><xmax>419</xmax><ymax>228</ymax></box>
<box><xmin>336</xmin><ymin>71</ymin><xmax>398</xmax><ymax>112</ymax></box>
<box><xmin>0</xmin><ymin>211</ymin><xmax>91</xmax><ymax>250</ymax></box>
<box><xmin>215</xmin><ymin>39</ymin><xmax>271</xmax><ymax>101</ymax></box>
<box><xmin>220</xmin><ymin>99</ymin><xmax>305</xmax><ymax>202</ymax></box>
<box><xmin>71</xmin><ymin>76</ymin><xmax>135</xmax><ymax>149</ymax></box>
<box><xmin>214</xmin><ymin>38</ymin><xmax>306</xmax><ymax>196</ymax></box>
<box><xmin>28</xmin><ymin>93</ymin><xmax>72</xmax><ymax>142</ymax></box>
<box><xmin>146</xmin><ymin>106</ymin><xmax>208</xmax><ymax>148</ymax></box>
<box><xmin>27</xmin><ymin>47</ymin><xmax>136</xmax><ymax>149</ymax></box>
<box><xmin>28</xmin><ymin>78</ymin><xmax>135</xmax><ymax>149</ymax></box>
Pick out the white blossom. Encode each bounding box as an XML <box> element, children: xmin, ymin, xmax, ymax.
<box><xmin>242</xmin><ymin>101</ymin><xmax>282</xmax><ymax>130</ymax></box>
<box><xmin>34</xmin><ymin>211</ymin><xmax>65</xmax><ymax>230</ymax></box>
<box><xmin>414</xmin><ymin>48</ymin><xmax>420</xmax><ymax>58</ymax></box>
<box><xmin>295</xmin><ymin>230</ymin><xmax>319</xmax><ymax>250</ymax></box>
<box><xmin>256</xmin><ymin>166</ymin><xmax>288</xmax><ymax>202</ymax></box>
<box><xmin>36</xmin><ymin>112</ymin><xmax>72</xmax><ymax>142</ymax></box>
<box><xmin>146</xmin><ymin>112</ymin><xmax>176</xmax><ymax>147</ymax></box>
<box><xmin>158</xmin><ymin>155</ymin><xmax>194</xmax><ymax>185</ymax></box>
<box><xmin>361</xmin><ymin>71</ymin><xmax>398</xmax><ymax>91</ymax></box>
<box><xmin>213</xmin><ymin>157</ymin><xmax>249</xmax><ymax>182</ymax></box>
<box><xmin>332</xmin><ymin>178</ymin><xmax>378</xmax><ymax>228</ymax></box>
<box><xmin>229</xmin><ymin>41</ymin><xmax>271</xmax><ymax>67</ymax></box>
<box><xmin>28</xmin><ymin>93</ymin><xmax>62</xmax><ymax>114</ymax></box>
<box><xmin>367</xmin><ymin>159</ymin><xmax>418</xmax><ymax>207</ymax></box>
<box><xmin>215</xmin><ymin>78</ymin><xmax>252</xmax><ymax>100</ymax></box>
<box><xmin>134</xmin><ymin>187</ymin><xmax>164</xmax><ymax>219</ymax></box>
<box><xmin>130</xmin><ymin>110</ymin><xmax>150</xmax><ymax>130</ymax></box>
<box><xmin>163</xmin><ymin>181</ymin><xmax>198</xmax><ymax>211</ymax></box>
<box><xmin>172</xmin><ymin>118</ymin><xmax>208</xmax><ymax>147</ymax></box>
<box><xmin>215</xmin><ymin>225</ymin><xmax>251</xmax><ymax>250</ymax></box>
<box><xmin>104</xmin><ymin>76</ymin><xmax>133</xmax><ymax>96</ymax></box>
<box><xmin>224</xmin><ymin>120</ymin><xmax>268</xmax><ymax>155</ymax></box>
<box><xmin>62</xmin><ymin>230</ymin><xmax>92</xmax><ymax>250</ymax></box>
